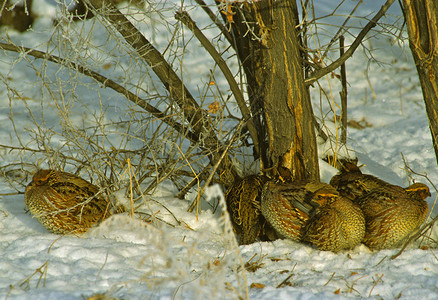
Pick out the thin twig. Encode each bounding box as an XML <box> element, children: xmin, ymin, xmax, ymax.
<box><xmin>193</xmin><ymin>0</ymin><xmax>234</xmax><ymax>46</ymax></box>
<box><xmin>320</xmin><ymin>0</ymin><xmax>364</xmax><ymax>60</ymax></box>
<box><xmin>324</xmin><ymin>272</ymin><xmax>336</xmax><ymax>286</ymax></box>
<box><xmin>277</xmin><ymin>263</ymin><xmax>297</xmax><ymax>288</ymax></box>
<box><xmin>313</xmin><ymin>116</ymin><xmax>329</xmax><ymax>141</ymax></box>
<box><xmin>305</xmin><ymin>0</ymin><xmax>395</xmax><ymax>86</ymax></box>
<box><xmin>95</xmin><ymin>251</ymin><xmax>109</xmax><ymax>284</ymax></box>
<box><xmin>368</xmin><ymin>274</ymin><xmax>384</xmax><ymax>297</ymax></box>
<box><xmin>175</xmin><ymin>165</ymin><xmax>211</xmax><ymax>199</ymax></box>
<box><xmin>85</xmin><ymin>0</ymin><xmax>239</xmax><ymax>185</ymax></box>
<box><xmin>188</xmin><ymin>121</ymin><xmax>244</xmax><ymax>213</ymax></box>
<box><xmin>0</xmin><ymin>42</ymin><xmax>199</xmax><ymax>144</ymax></box>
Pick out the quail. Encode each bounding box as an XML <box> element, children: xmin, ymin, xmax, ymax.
<box><xmin>356</xmin><ymin>182</ymin><xmax>430</xmax><ymax>250</ymax></box>
<box><xmin>260</xmin><ymin>180</ymin><xmax>333</xmax><ymax>242</ymax></box>
<box><xmin>225</xmin><ymin>174</ymin><xmax>274</xmax><ymax>244</ymax></box>
<box><xmin>329</xmin><ymin>160</ymin><xmax>391</xmax><ymax>200</ymax></box>
<box><xmin>25</xmin><ymin>169</ymin><xmax>111</xmax><ymax>234</ymax></box>
<box><xmin>302</xmin><ymin>188</ymin><xmax>366</xmax><ymax>252</ymax></box>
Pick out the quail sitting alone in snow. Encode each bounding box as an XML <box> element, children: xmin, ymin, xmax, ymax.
<box><xmin>225</xmin><ymin>174</ymin><xmax>277</xmax><ymax>244</ymax></box>
<box><xmin>355</xmin><ymin>182</ymin><xmax>430</xmax><ymax>250</ymax></box>
<box><xmin>261</xmin><ymin>181</ymin><xmax>365</xmax><ymax>252</ymax></box>
<box><xmin>25</xmin><ymin>169</ymin><xmax>112</xmax><ymax>234</ymax></box>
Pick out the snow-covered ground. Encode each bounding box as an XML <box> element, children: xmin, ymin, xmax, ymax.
<box><xmin>1</xmin><ymin>0</ymin><xmax>437</xmax><ymax>299</ymax></box>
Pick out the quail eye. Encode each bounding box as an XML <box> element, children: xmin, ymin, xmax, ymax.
<box><xmin>35</xmin><ymin>179</ymin><xmax>47</xmax><ymax>185</ymax></box>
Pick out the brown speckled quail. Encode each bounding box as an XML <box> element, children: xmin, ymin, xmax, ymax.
<box><xmin>330</xmin><ymin>160</ymin><xmax>391</xmax><ymax>200</ymax></box>
<box><xmin>356</xmin><ymin>182</ymin><xmax>430</xmax><ymax>250</ymax></box>
<box><xmin>260</xmin><ymin>181</ymin><xmax>334</xmax><ymax>242</ymax></box>
<box><xmin>225</xmin><ymin>174</ymin><xmax>273</xmax><ymax>244</ymax></box>
<box><xmin>25</xmin><ymin>169</ymin><xmax>111</xmax><ymax>234</ymax></box>
<box><xmin>262</xmin><ymin>181</ymin><xmax>365</xmax><ymax>252</ymax></box>
<box><xmin>302</xmin><ymin>188</ymin><xmax>365</xmax><ymax>252</ymax></box>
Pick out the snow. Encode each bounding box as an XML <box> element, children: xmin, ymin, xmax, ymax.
<box><xmin>1</xmin><ymin>0</ymin><xmax>437</xmax><ymax>299</ymax></box>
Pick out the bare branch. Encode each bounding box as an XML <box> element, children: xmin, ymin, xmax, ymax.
<box><xmin>0</xmin><ymin>41</ymin><xmax>199</xmax><ymax>143</ymax></box>
<box><xmin>188</xmin><ymin>121</ymin><xmax>245</xmax><ymax>213</ymax></box>
<box><xmin>85</xmin><ymin>0</ymin><xmax>206</xmax><ymax>135</ymax></box>
<box><xmin>84</xmin><ymin>0</ymin><xmax>240</xmax><ymax>185</ymax></box>
<box><xmin>320</xmin><ymin>0</ymin><xmax>364</xmax><ymax>60</ymax></box>
<box><xmin>305</xmin><ymin>0</ymin><xmax>395</xmax><ymax>86</ymax></box>
<box><xmin>339</xmin><ymin>36</ymin><xmax>348</xmax><ymax>144</ymax></box>
<box><xmin>193</xmin><ymin>0</ymin><xmax>234</xmax><ymax>46</ymax></box>
<box><xmin>175</xmin><ymin>10</ymin><xmax>260</xmax><ymax>157</ymax></box>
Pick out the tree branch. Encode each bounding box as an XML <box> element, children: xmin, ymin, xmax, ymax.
<box><xmin>0</xmin><ymin>41</ymin><xmax>199</xmax><ymax>143</ymax></box>
<box><xmin>193</xmin><ymin>0</ymin><xmax>234</xmax><ymax>47</ymax></box>
<box><xmin>320</xmin><ymin>0</ymin><xmax>364</xmax><ymax>61</ymax></box>
<box><xmin>85</xmin><ymin>0</ymin><xmax>240</xmax><ymax>185</ymax></box>
<box><xmin>305</xmin><ymin>0</ymin><xmax>395</xmax><ymax>86</ymax></box>
<box><xmin>175</xmin><ymin>10</ymin><xmax>260</xmax><ymax>157</ymax></box>
<box><xmin>85</xmin><ymin>0</ymin><xmax>205</xmax><ymax>133</ymax></box>
<box><xmin>339</xmin><ymin>36</ymin><xmax>348</xmax><ymax>144</ymax></box>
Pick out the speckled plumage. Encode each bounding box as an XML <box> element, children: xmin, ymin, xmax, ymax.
<box><xmin>329</xmin><ymin>161</ymin><xmax>391</xmax><ymax>200</ymax></box>
<box><xmin>225</xmin><ymin>174</ymin><xmax>272</xmax><ymax>244</ymax></box>
<box><xmin>25</xmin><ymin>169</ymin><xmax>110</xmax><ymax>234</ymax></box>
<box><xmin>356</xmin><ymin>183</ymin><xmax>430</xmax><ymax>250</ymax></box>
<box><xmin>302</xmin><ymin>191</ymin><xmax>365</xmax><ymax>252</ymax></box>
<box><xmin>261</xmin><ymin>181</ymin><xmax>335</xmax><ymax>242</ymax></box>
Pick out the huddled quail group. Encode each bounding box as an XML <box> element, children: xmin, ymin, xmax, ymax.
<box><xmin>23</xmin><ymin>162</ymin><xmax>430</xmax><ymax>253</ymax></box>
<box><xmin>225</xmin><ymin>160</ymin><xmax>431</xmax><ymax>252</ymax></box>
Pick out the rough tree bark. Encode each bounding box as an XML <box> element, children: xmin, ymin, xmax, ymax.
<box><xmin>225</xmin><ymin>0</ymin><xmax>319</xmax><ymax>181</ymax></box>
<box><xmin>402</xmin><ymin>0</ymin><xmax>438</xmax><ymax>165</ymax></box>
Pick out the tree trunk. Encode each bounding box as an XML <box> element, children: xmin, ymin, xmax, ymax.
<box><xmin>229</xmin><ymin>0</ymin><xmax>319</xmax><ymax>181</ymax></box>
<box><xmin>402</xmin><ymin>0</ymin><xmax>438</xmax><ymax>165</ymax></box>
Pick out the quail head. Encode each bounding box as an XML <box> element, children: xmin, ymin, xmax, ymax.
<box><xmin>404</xmin><ymin>182</ymin><xmax>432</xmax><ymax>200</ymax></box>
<box><xmin>25</xmin><ymin>169</ymin><xmax>111</xmax><ymax>234</ymax></box>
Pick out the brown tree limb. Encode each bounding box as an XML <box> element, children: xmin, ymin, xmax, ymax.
<box><xmin>246</xmin><ymin>0</ymin><xmax>319</xmax><ymax>180</ymax></box>
<box><xmin>85</xmin><ymin>0</ymin><xmax>203</xmax><ymax>133</ymax></box>
<box><xmin>85</xmin><ymin>0</ymin><xmax>240</xmax><ymax>185</ymax></box>
<box><xmin>193</xmin><ymin>0</ymin><xmax>234</xmax><ymax>47</ymax></box>
<box><xmin>305</xmin><ymin>0</ymin><xmax>395</xmax><ymax>86</ymax></box>
<box><xmin>339</xmin><ymin>36</ymin><xmax>348</xmax><ymax>144</ymax></box>
<box><xmin>175</xmin><ymin>10</ymin><xmax>260</xmax><ymax>157</ymax></box>
<box><xmin>214</xmin><ymin>2</ymin><xmax>269</xmax><ymax>167</ymax></box>
<box><xmin>0</xmin><ymin>41</ymin><xmax>199</xmax><ymax>144</ymax></box>
<box><xmin>320</xmin><ymin>0</ymin><xmax>364</xmax><ymax>61</ymax></box>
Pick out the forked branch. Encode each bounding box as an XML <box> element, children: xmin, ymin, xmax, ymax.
<box><xmin>305</xmin><ymin>0</ymin><xmax>395</xmax><ymax>86</ymax></box>
<box><xmin>84</xmin><ymin>0</ymin><xmax>240</xmax><ymax>185</ymax></box>
<box><xmin>175</xmin><ymin>10</ymin><xmax>260</xmax><ymax>157</ymax></box>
